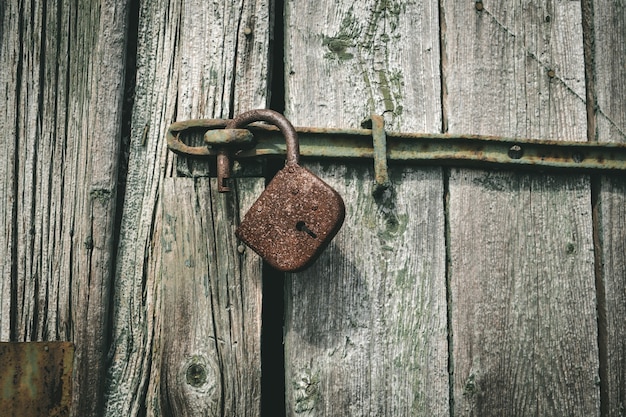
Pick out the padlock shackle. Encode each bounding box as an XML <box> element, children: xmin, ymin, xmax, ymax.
<box><xmin>227</xmin><ymin>109</ymin><xmax>300</xmax><ymax>166</ymax></box>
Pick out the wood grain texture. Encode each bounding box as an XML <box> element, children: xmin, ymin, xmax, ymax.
<box><xmin>448</xmin><ymin>171</ymin><xmax>599</xmax><ymax>416</ymax></box>
<box><xmin>160</xmin><ymin>178</ymin><xmax>263</xmax><ymax>417</ymax></box>
<box><xmin>285</xmin><ymin>0</ymin><xmax>442</xmax><ymax>131</ymax></box>
<box><xmin>596</xmin><ymin>179</ymin><xmax>626</xmax><ymax>417</ymax></box>
<box><xmin>285</xmin><ymin>1</ymin><xmax>449</xmax><ymax>415</ymax></box>
<box><xmin>0</xmin><ymin>0</ymin><xmax>19</xmax><ymax>340</ymax></box>
<box><xmin>443</xmin><ymin>0</ymin><xmax>600</xmax><ymax>415</ymax></box>
<box><xmin>0</xmin><ymin>0</ymin><xmax>128</xmax><ymax>415</ymax></box>
<box><xmin>592</xmin><ymin>1</ymin><xmax>626</xmax><ymax>144</ymax></box>
<box><xmin>592</xmin><ymin>1</ymin><xmax>626</xmax><ymax>415</ymax></box>
<box><xmin>103</xmin><ymin>0</ymin><xmax>271</xmax><ymax>415</ymax></box>
<box><xmin>285</xmin><ymin>164</ymin><xmax>449</xmax><ymax>416</ymax></box>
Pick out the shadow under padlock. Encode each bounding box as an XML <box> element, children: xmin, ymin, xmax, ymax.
<box><xmin>228</xmin><ymin>109</ymin><xmax>345</xmax><ymax>272</ymax></box>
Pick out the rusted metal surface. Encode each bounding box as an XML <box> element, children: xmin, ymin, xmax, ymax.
<box><xmin>203</xmin><ymin>128</ymin><xmax>255</xmax><ymax>146</ymax></box>
<box><xmin>218</xmin><ymin>109</ymin><xmax>302</xmax><ymax>192</ymax></box>
<box><xmin>0</xmin><ymin>342</ymin><xmax>74</xmax><ymax>417</ymax></box>
<box><xmin>216</xmin><ymin>150</ymin><xmax>231</xmax><ymax>192</ymax></box>
<box><xmin>167</xmin><ymin>118</ymin><xmax>227</xmax><ymax>156</ymax></box>
<box><xmin>231</xmin><ymin>110</ymin><xmax>345</xmax><ymax>271</ymax></box>
<box><xmin>168</xmin><ymin>120</ymin><xmax>256</xmax><ymax>191</ymax></box>
<box><xmin>236</xmin><ymin>164</ymin><xmax>345</xmax><ymax>272</ymax></box>
<box><xmin>225</xmin><ymin>109</ymin><xmax>300</xmax><ymax>165</ymax></box>
<box><xmin>369</xmin><ymin>114</ymin><xmax>390</xmax><ymax>195</ymax></box>
<box><xmin>204</xmin><ymin>128</ymin><xmax>255</xmax><ymax>192</ymax></box>
<box><xmin>167</xmin><ymin>117</ymin><xmax>626</xmax><ymax>173</ymax></box>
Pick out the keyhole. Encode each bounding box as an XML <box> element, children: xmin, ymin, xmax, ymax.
<box><xmin>296</xmin><ymin>221</ymin><xmax>317</xmax><ymax>238</ymax></box>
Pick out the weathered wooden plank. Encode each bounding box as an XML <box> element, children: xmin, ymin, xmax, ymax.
<box><xmin>444</xmin><ymin>0</ymin><xmax>600</xmax><ymax>415</ymax></box>
<box><xmin>285</xmin><ymin>164</ymin><xmax>449</xmax><ymax>416</ymax></box>
<box><xmin>103</xmin><ymin>0</ymin><xmax>271</xmax><ymax>415</ymax></box>
<box><xmin>0</xmin><ymin>0</ymin><xmax>128</xmax><ymax>415</ymax></box>
<box><xmin>596</xmin><ymin>179</ymin><xmax>626</xmax><ymax>417</ymax></box>
<box><xmin>284</xmin><ymin>1</ymin><xmax>449</xmax><ymax>415</ymax></box>
<box><xmin>592</xmin><ymin>1</ymin><xmax>626</xmax><ymax>415</ymax></box>
<box><xmin>285</xmin><ymin>0</ymin><xmax>442</xmax><ymax>132</ymax></box>
<box><xmin>448</xmin><ymin>170</ymin><xmax>599</xmax><ymax>415</ymax></box>
<box><xmin>160</xmin><ymin>177</ymin><xmax>263</xmax><ymax>417</ymax></box>
<box><xmin>592</xmin><ymin>2</ymin><xmax>626</xmax><ymax>145</ymax></box>
<box><xmin>0</xmin><ymin>0</ymin><xmax>20</xmax><ymax>341</ymax></box>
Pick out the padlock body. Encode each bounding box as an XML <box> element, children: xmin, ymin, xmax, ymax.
<box><xmin>236</xmin><ymin>164</ymin><xmax>345</xmax><ymax>272</ymax></box>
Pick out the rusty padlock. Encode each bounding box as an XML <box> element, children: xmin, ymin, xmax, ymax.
<box><xmin>232</xmin><ymin>109</ymin><xmax>345</xmax><ymax>272</ymax></box>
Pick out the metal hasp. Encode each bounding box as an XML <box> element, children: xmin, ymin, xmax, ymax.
<box><xmin>167</xmin><ymin>119</ymin><xmax>626</xmax><ymax>173</ymax></box>
<box><xmin>221</xmin><ymin>109</ymin><xmax>300</xmax><ymax>192</ymax></box>
<box><xmin>0</xmin><ymin>342</ymin><xmax>74</xmax><ymax>417</ymax></box>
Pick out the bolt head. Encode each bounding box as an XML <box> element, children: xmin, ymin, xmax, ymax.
<box><xmin>508</xmin><ymin>145</ymin><xmax>524</xmax><ymax>159</ymax></box>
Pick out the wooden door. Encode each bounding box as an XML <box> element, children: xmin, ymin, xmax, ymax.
<box><xmin>283</xmin><ymin>1</ymin><xmax>449</xmax><ymax>415</ymax></box>
<box><xmin>104</xmin><ymin>1</ymin><xmax>271</xmax><ymax>415</ymax></box>
<box><xmin>1</xmin><ymin>0</ymin><xmax>625</xmax><ymax>416</ymax></box>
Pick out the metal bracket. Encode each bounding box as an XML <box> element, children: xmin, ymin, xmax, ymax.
<box><xmin>167</xmin><ymin>117</ymin><xmax>626</xmax><ymax>173</ymax></box>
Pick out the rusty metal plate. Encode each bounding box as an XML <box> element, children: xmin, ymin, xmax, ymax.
<box><xmin>0</xmin><ymin>342</ymin><xmax>74</xmax><ymax>417</ymax></box>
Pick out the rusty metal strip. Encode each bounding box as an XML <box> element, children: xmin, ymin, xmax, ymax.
<box><xmin>167</xmin><ymin>119</ymin><xmax>227</xmax><ymax>156</ymax></box>
<box><xmin>369</xmin><ymin>114</ymin><xmax>391</xmax><ymax>194</ymax></box>
<box><xmin>0</xmin><ymin>342</ymin><xmax>74</xmax><ymax>417</ymax></box>
<box><xmin>167</xmin><ymin>119</ymin><xmax>626</xmax><ymax>172</ymax></box>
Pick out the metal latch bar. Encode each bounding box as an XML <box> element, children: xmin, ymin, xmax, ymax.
<box><xmin>167</xmin><ymin>118</ymin><xmax>626</xmax><ymax>172</ymax></box>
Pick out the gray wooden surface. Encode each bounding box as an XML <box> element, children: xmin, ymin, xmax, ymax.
<box><xmin>284</xmin><ymin>1</ymin><xmax>449</xmax><ymax>415</ymax></box>
<box><xmin>103</xmin><ymin>0</ymin><xmax>271</xmax><ymax>415</ymax></box>
<box><xmin>444</xmin><ymin>0</ymin><xmax>600</xmax><ymax>415</ymax></box>
<box><xmin>0</xmin><ymin>0</ymin><xmax>128</xmax><ymax>415</ymax></box>
<box><xmin>2</xmin><ymin>0</ymin><xmax>625</xmax><ymax>415</ymax></box>
<box><xmin>593</xmin><ymin>1</ymin><xmax>626</xmax><ymax>415</ymax></box>
<box><xmin>160</xmin><ymin>178</ymin><xmax>263</xmax><ymax>416</ymax></box>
